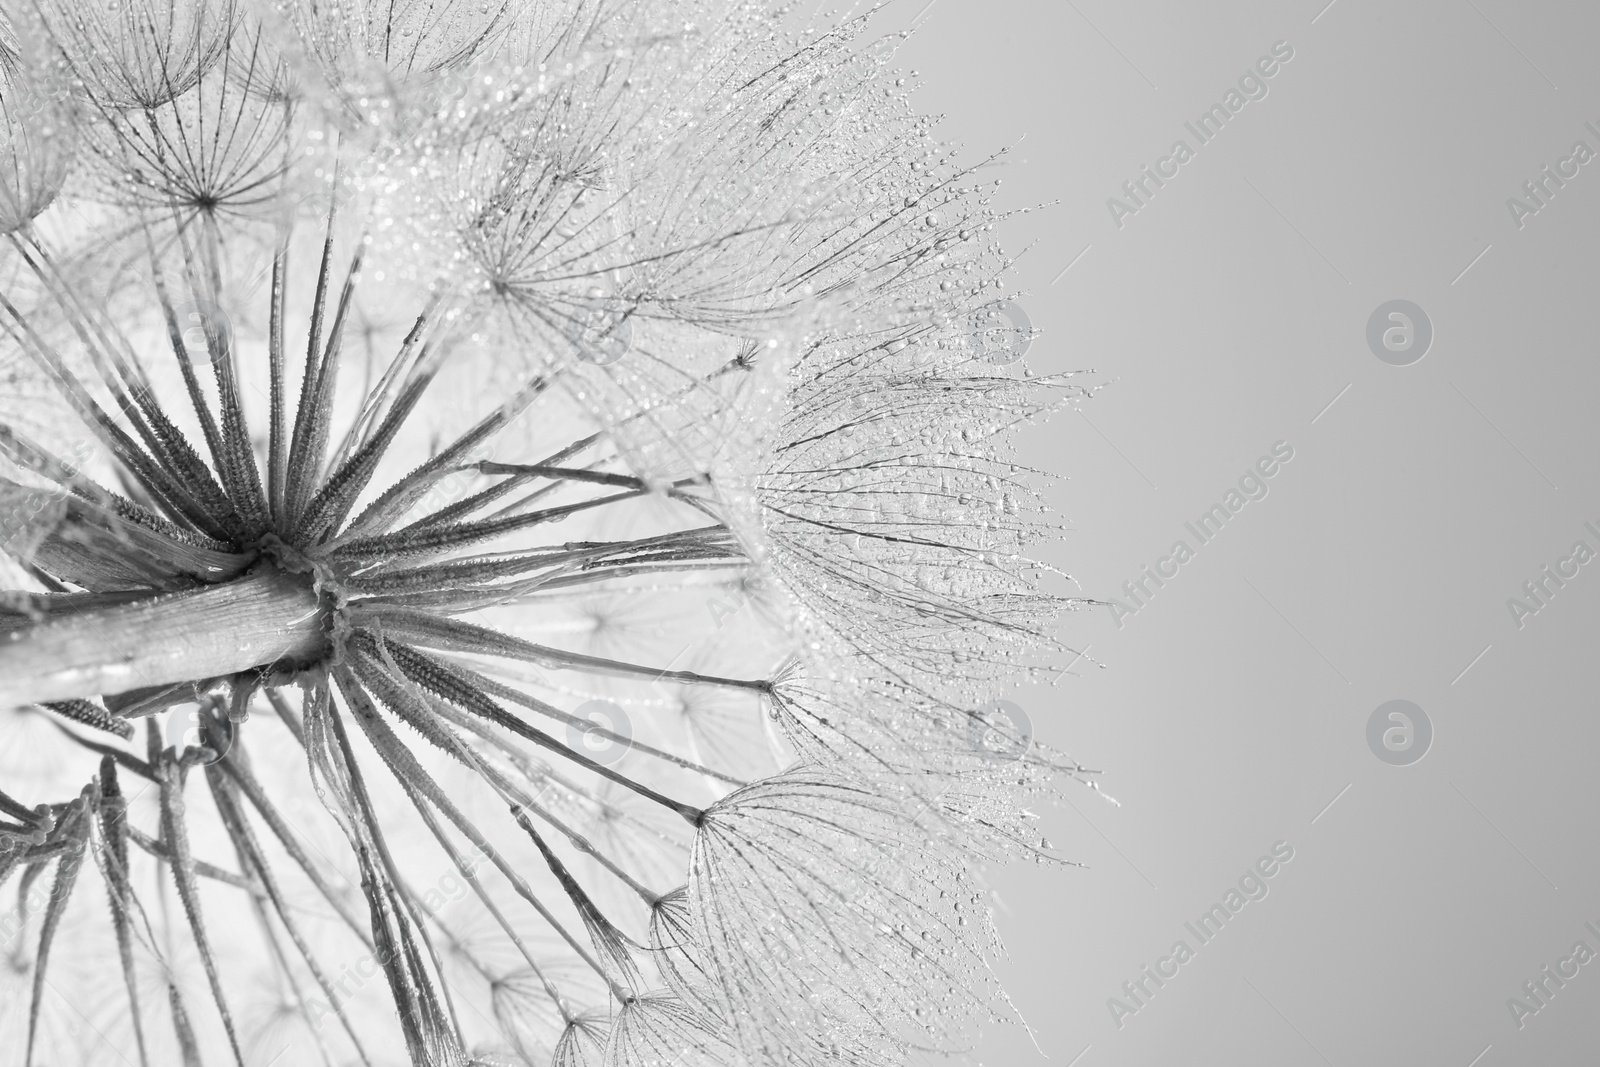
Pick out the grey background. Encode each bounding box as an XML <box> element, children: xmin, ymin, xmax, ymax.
<box><xmin>877</xmin><ymin>0</ymin><xmax>1600</xmax><ymax>1064</ymax></box>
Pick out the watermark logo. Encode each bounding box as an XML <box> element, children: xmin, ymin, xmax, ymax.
<box><xmin>1507</xmin><ymin>121</ymin><xmax>1600</xmax><ymax>230</ymax></box>
<box><xmin>303</xmin><ymin>848</ymin><xmax>494</xmax><ymax>1032</ymax></box>
<box><xmin>0</xmin><ymin>438</ymin><xmax>96</xmax><ymax>555</ymax></box>
<box><xmin>1105</xmin><ymin>441</ymin><xmax>1295</xmax><ymax>628</ymax></box>
<box><xmin>1106</xmin><ymin>40</ymin><xmax>1295</xmax><ymax>229</ymax></box>
<box><xmin>1507</xmin><ymin>522</ymin><xmax>1599</xmax><ymax>630</ymax></box>
<box><xmin>567</xmin><ymin>699</ymin><xmax>632</xmax><ymax>765</ymax></box>
<box><xmin>163</xmin><ymin>698</ymin><xmax>232</xmax><ymax>764</ymax></box>
<box><xmin>968</xmin><ymin>300</ymin><xmax>1033</xmax><ymax>366</ymax></box>
<box><xmin>1366</xmin><ymin>300</ymin><xmax>1432</xmax><ymax>366</ymax></box>
<box><xmin>1366</xmin><ymin>699</ymin><xmax>1431</xmax><ymax>766</ymax></box>
<box><xmin>1508</xmin><ymin>922</ymin><xmax>1600</xmax><ymax>1030</ymax></box>
<box><xmin>967</xmin><ymin>699</ymin><xmax>1032</xmax><ymax>762</ymax></box>
<box><xmin>172</xmin><ymin>298</ymin><xmax>232</xmax><ymax>366</ymax></box>
<box><xmin>707</xmin><ymin>573</ymin><xmax>766</xmax><ymax>629</ymax></box>
<box><xmin>416</xmin><ymin>439</ymin><xmax>500</xmax><ymax>518</ymax></box>
<box><xmin>572</xmin><ymin>297</ymin><xmax>632</xmax><ymax>366</ymax></box>
<box><xmin>1108</xmin><ymin>840</ymin><xmax>1296</xmax><ymax>1029</ymax></box>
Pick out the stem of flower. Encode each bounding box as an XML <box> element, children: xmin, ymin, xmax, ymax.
<box><xmin>0</xmin><ymin>565</ymin><xmax>327</xmax><ymax>707</ymax></box>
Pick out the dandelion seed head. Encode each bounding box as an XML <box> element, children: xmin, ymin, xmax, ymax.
<box><xmin>33</xmin><ymin>0</ymin><xmax>233</xmax><ymax>109</ymax></box>
<box><xmin>0</xmin><ymin>0</ymin><xmax>1095</xmax><ymax>1063</ymax></box>
<box><xmin>0</xmin><ymin>17</ymin><xmax>77</xmax><ymax>235</ymax></box>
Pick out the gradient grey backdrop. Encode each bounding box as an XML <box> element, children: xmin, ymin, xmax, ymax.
<box><xmin>875</xmin><ymin>0</ymin><xmax>1600</xmax><ymax>1064</ymax></box>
